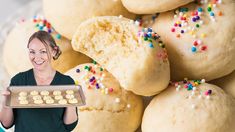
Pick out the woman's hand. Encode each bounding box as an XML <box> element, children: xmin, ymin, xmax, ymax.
<box><xmin>63</xmin><ymin>106</ymin><xmax>78</xmax><ymax>124</ymax></box>
<box><xmin>1</xmin><ymin>89</ymin><xmax>11</xmax><ymax>108</ymax></box>
<box><xmin>0</xmin><ymin>88</ymin><xmax>14</xmax><ymax>129</ymax></box>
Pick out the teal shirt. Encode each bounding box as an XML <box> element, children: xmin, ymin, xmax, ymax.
<box><xmin>2</xmin><ymin>69</ymin><xmax>78</xmax><ymax>132</ymax></box>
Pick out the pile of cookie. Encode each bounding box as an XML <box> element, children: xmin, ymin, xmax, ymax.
<box><xmin>2</xmin><ymin>0</ymin><xmax>235</xmax><ymax>132</ymax></box>
<box><xmin>17</xmin><ymin>89</ymin><xmax>78</xmax><ymax>105</ymax></box>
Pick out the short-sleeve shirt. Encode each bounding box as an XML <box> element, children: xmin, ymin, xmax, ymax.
<box><xmin>2</xmin><ymin>69</ymin><xmax>78</xmax><ymax>132</ymax></box>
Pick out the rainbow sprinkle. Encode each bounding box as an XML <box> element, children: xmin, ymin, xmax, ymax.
<box><xmin>75</xmin><ymin>61</ymin><xmax>114</xmax><ymax>95</ymax></box>
<box><xmin>172</xmin><ymin>78</ymin><xmax>213</xmax><ymax>109</ymax></box>
<box><xmin>171</xmin><ymin>0</ymin><xmax>223</xmax><ymax>53</ymax></box>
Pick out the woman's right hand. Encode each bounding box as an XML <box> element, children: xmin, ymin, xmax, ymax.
<box><xmin>1</xmin><ymin>89</ymin><xmax>11</xmax><ymax>108</ymax></box>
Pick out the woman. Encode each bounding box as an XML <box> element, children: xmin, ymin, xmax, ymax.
<box><xmin>0</xmin><ymin>31</ymin><xmax>78</xmax><ymax>132</ymax></box>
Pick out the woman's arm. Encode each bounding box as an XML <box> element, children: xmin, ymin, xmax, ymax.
<box><xmin>63</xmin><ymin>107</ymin><xmax>78</xmax><ymax>124</ymax></box>
<box><xmin>0</xmin><ymin>90</ymin><xmax>14</xmax><ymax>128</ymax></box>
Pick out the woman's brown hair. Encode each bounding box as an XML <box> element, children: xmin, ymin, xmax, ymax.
<box><xmin>27</xmin><ymin>30</ymin><xmax>62</xmax><ymax>60</ymax></box>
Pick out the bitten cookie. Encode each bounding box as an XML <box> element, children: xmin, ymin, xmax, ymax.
<box><xmin>142</xmin><ymin>80</ymin><xmax>235</xmax><ymax>132</ymax></box>
<box><xmin>65</xmin><ymin>63</ymin><xmax>143</xmax><ymax>132</ymax></box>
<box><xmin>121</xmin><ymin>0</ymin><xmax>193</xmax><ymax>14</ymax></box>
<box><xmin>152</xmin><ymin>0</ymin><xmax>235</xmax><ymax>81</ymax></box>
<box><xmin>43</xmin><ymin>0</ymin><xmax>136</xmax><ymax>39</ymax></box>
<box><xmin>3</xmin><ymin>15</ymin><xmax>91</xmax><ymax>77</ymax></box>
<box><xmin>72</xmin><ymin>16</ymin><xmax>170</xmax><ymax>96</ymax></box>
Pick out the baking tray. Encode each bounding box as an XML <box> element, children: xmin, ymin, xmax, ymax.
<box><xmin>5</xmin><ymin>85</ymin><xmax>86</xmax><ymax>108</ymax></box>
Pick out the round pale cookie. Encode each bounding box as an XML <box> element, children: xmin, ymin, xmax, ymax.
<box><xmin>34</xmin><ymin>99</ymin><xmax>43</xmax><ymax>104</ymax></box>
<box><xmin>121</xmin><ymin>0</ymin><xmax>193</xmax><ymax>14</ymax></box>
<box><xmin>210</xmin><ymin>71</ymin><xmax>235</xmax><ymax>98</ymax></box>
<box><xmin>19</xmin><ymin>100</ymin><xmax>29</xmax><ymax>105</ymax></box>
<box><xmin>65</xmin><ymin>90</ymin><xmax>74</xmax><ymax>95</ymax></box>
<box><xmin>19</xmin><ymin>92</ymin><xmax>27</xmax><ymax>97</ymax></box>
<box><xmin>43</xmin><ymin>95</ymin><xmax>52</xmax><ymax>101</ymax></box>
<box><xmin>30</xmin><ymin>90</ymin><xmax>39</xmax><ymax>96</ymax></box>
<box><xmin>58</xmin><ymin>99</ymin><xmax>67</xmax><ymax>105</ymax></box>
<box><xmin>46</xmin><ymin>99</ymin><xmax>55</xmax><ymax>104</ymax></box>
<box><xmin>65</xmin><ymin>94</ymin><xmax>74</xmax><ymax>99</ymax></box>
<box><xmin>3</xmin><ymin>15</ymin><xmax>91</xmax><ymax>77</ymax></box>
<box><xmin>18</xmin><ymin>96</ymin><xmax>27</xmax><ymax>101</ymax></box>
<box><xmin>54</xmin><ymin>95</ymin><xmax>63</xmax><ymax>100</ymax></box>
<box><xmin>43</xmin><ymin>0</ymin><xmax>136</xmax><ymax>39</ymax></box>
<box><xmin>33</xmin><ymin>95</ymin><xmax>42</xmax><ymax>100</ymax></box>
<box><xmin>71</xmin><ymin>16</ymin><xmax>170</xmax><ymax>96</ymax></box>
<box><xmin>68</xmin><ymin>98</ymin><xmax>78</xmax><ymax>104</ymax></box>
<box><xmin>152</xmin><ymin>0</ymin><xmax>235</xmax><ymax>81</ymax></box>
<box><xmin>65</xmin><ymin>63</ymin><xmax>143</xmax><ymax>132</ymax></box>
<box><xmin>53</xmin><ymin>90</ymin><xmax>61</xmax><ymax>96</ymax></box>
<box><xmin>142</xmin><ymin>81</ymin><xmax>235</xmax><ymax>132</ymax></box>
<box><xmin>40</xmin><ymin>90</ymin><xmax>49</xmax><ymax>96</ymax></box>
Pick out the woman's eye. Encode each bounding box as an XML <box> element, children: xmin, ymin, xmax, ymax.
<box><xmin>41</xmin><ymin>51</ymin><xmax>47</xmax><ymax>54</ymax></box>
<box><xmin>29</xmin><ymin>51</ymin><xmax>35</xmax><ymax>54</ymax></box>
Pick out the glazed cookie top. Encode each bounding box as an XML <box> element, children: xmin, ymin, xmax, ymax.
<box><xmin>121</xmin><ymin>0</ymin><xmax>193</xmax><ymax>14</ymax></box>
<box><xmin>142</xmin><ymin>79</ymin><xmax>235</xmax><ymax>132</ymax></box>
<box><xmin>65</xmin><ymin>62</ymin><xmax>143</xmax><ymax>112</ymax></box>
<box><xmin>43</xmin><ymin>0</ymin><xmax>136</xmax><ymax>39</ymax></box>
<box><xmin>152</xmin><ymin>0</ymin><xmax>235</xmax><ymax>81</ymax></box>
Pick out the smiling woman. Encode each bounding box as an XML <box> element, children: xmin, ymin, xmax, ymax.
<box><xmin>0</xmin><ymin>31</ymin><xmax>79</xmax><ymax>132</ymax></box>
<box><xmin>27</xmin><ymin>31</ymin><xmax>61</xmax><ymax>73</ymax></box>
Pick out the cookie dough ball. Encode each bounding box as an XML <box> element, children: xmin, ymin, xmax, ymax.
<box><xmin>34</xmin><ymin>99</ymin><xmax>44</xmax><ymax>104</ymax></box>
<box><xmin>53</xmin><ymin>90</ymin><xmax>61</xmax><ymax>96</ymax></box>
<box><xmin>142</xmin><ymin>81</ymin><xmax>235</xmax><ymax>132</ymax></box>
<box><xmin>65</xmin><ymin>63</ymin><xmax>143</xmax><ymax>132</ymax></box>
<box><xmin>54</xmin><ymin>95</ymin><xmax>63</xmax><ymax>100</ymax></box>
<box><xmin>19</xmin><ymin>92</ymin><xmax>27</xmax><ymax>97</ymax></box>
<box><xmin>72</xmin><ymin>16</ymin><xmax>170</xmax><ymax>96</ymax></box>
<box><xmin>68</xmin><ymin>98</ymin><xmax>78</xmax><ymax>104</ymax></box>
<box><xmin>3</xmin><ymin>15</ymin><xmax>91</xmax><ymax>77</ymax></box>
<box><xmin>45</xmin><ymin>99</ymin><xmax>54</xmax><ymax>104</ymax></box>
<box><xmin>30</xmin><ymin>90</ymin><xmax>39</xmax><ymax>96</ymax></box>
<box><xmin>65</xmin><ymin>90</ymin><xmax>74</xmax><ymax>95</ymax></box>
<box><xmin>43</xmin><ymin>0</ymin><xmax>136</xmax><ymax>39</ymax></box>
<box><xmin>58</xmin><ymin>99</ymin><xmax>67</xmax><ymax>105</ymax></box>
<box><xmin>152</xmin><ymin>0</ymin><xmax>235</xmax><ymax>81</ymax></box>
<box><xmin>40</xmin><ymin>90</ymin><xmax>49</xmax><ymax>96</ymax></box>
<box><xmin>210</xmin><ymin>71</ymin><xmax>235</xmax><ymax>98</ymax></box>
<box><xmin>121</xmin><ymin>0</ymin><xmax>193</xmax><ymax>14</ymax></box>
<box><xmin>19</xmin><ymin>100</ymin><xmax>29</xmax><ymax>105</ymax></box>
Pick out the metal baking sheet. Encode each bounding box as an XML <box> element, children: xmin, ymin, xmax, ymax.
<box><xmin>5</xmin><ymin>85</ymin><xmax>86</xmax><ymax>108</ymax></box>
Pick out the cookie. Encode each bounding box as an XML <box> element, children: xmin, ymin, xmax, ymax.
<box><xmin>121</xmin><ymin>0</ymin><xmax>193</xmax><ymax>14</ymax></box>
<box><xmin>19</xmin><ymin>100</ymin><xmax>29</xmax><ymax>105</ymax></box>
<box><xmin>152</xmin><ymin>0</ymin><xmax>235</xmax><ymax>81</ymax></box>
<box><xmin>53</xmin><ymin>90</ymin><xmax>61</xmax><ymax>96</ymax></box>
<box><xmin>45</xmin><ymin>99</ymin><xmax>55</xmax><ymax>104</ymax></box>
<box><xmin>54</xmin><ymin>95</ymin><xmax>63</xmax><ymax>100</ymax></box>
<box><xmin>65</xmin><ymin>63</ymin><xmax>143</xmax><ymax>132</ymax></box>
<box><xmin>71</xmin><ymin>16</ymin><xmax>170</xmax><ymax>96</ymax></box>
<box><xmin>40</xmin><ymin>90</ymin><xmax>49</xmax><ymax>96</ymax></box>
<box><xmin>43</xmin><ymin>0</ymin><xmax>136</xmax><ymax>39</ymax></box>
<box><xmin>19</xmin><ymin>92</ymin><xmax>27</xmax><ymax>97</ymax></box>
<box><xmin>33</xmin><ymin>95</ymin><xmax>42</xmax><ymax>100</ymax></box>
<box><xmin>18</xmin><ymin>96</ymin><xmax>27</xmax><ymax>101</ymax></box>
<box><xmin>34</xmin><ymin>99</ymin><xmax>44</xmax><ymax>104</ymax></box>
<box><xmin>58</xmin><ymin>99</ymin><xmax>67</xmax><ymax>105</ymax></box>
<box><xmin>30</xmin><ymin>90</ymin><xmax>39</xmax><ymax>96</ymax></box>
<box><xmin>68</xmin><ymin>98</ymin><xmax>78</xmax><ymax>104</ymax></box>
<box><xmin>142</xmin><ymin>81</ymin><xmax>235</xmax><ymax>132</ymax></box>
<box><xmin>65</xmin><ymin>90</ymin><xmax>74</xmax><ymax>95</ymax></box>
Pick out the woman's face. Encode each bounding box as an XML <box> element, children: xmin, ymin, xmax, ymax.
<box><xmin>28</xmin><ymin>38</ymin><xmax>55</xmax><ymax>71</ymax></box>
